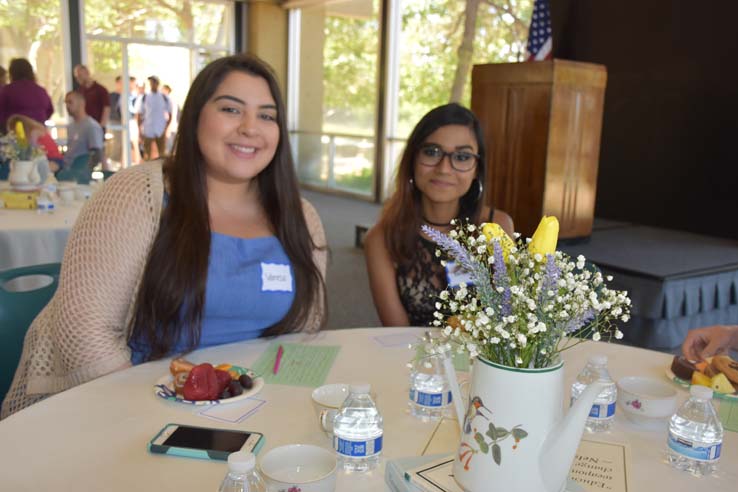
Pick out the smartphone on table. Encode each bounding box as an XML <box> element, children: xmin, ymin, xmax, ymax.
<box><xmin>148</xmin><ymin>423</ymin><xmax>265</xmax><ymax>461</ymax></box>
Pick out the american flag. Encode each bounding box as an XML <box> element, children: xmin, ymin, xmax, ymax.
<box><xmin>526</xmin><ymin>0</ymin><xmax>552</xmax><ymax>61</ymax></box>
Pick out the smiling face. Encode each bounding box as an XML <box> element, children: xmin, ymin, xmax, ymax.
<box><xmin>196</xmin><ymin>71</ymin><xmax>280</xmax><ymax>187</ymax></box>
<box><xmin>413</xmin><ymin>124</ymin><xmax>478</xmax><ymax>207</ymax></box>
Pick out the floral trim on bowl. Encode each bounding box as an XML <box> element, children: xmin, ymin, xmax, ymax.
<box><xmin>625</xmin><ymin>399</ymin><xmax>643</xmax><ymax>411</ymax></box>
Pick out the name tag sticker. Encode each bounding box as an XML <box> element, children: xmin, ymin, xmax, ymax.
<box><xmin>446</xmin><ymin>261</ymin><xmax>474</xmax><ymax>288</ymax></box>
<box><xmin>261</xmin><ymin>263</ymin><xmax>293</xmax><ymax>292</ymax></box>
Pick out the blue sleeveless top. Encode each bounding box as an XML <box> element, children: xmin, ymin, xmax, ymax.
<box><xmin>130</xmin><ymin>232</ymin><xmax>295</xmax><ymax>364</ymax></box>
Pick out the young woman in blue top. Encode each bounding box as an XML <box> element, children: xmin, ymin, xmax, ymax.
<box><xmin>2</xmin><ymin>54</ymin><xmax>327</xmax><ymax>418</ymax></box>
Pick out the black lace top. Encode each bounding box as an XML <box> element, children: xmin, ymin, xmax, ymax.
<box><xmin>396</xmin><ymin>209</ymin><xmax>495</xmax><ymax>327</ymax></box>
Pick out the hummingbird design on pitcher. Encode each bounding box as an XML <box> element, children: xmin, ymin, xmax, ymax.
<box><xmin>463</xmin><ymin>396</ymin><xmax>491</xmax><ymax>434</ymax></box>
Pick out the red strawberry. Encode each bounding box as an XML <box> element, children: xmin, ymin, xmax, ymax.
<box><xmin>215</xmin><ymin>369</ymin><xmax>232</xmax><ymax>395</ymax></box>
<box><xmin>183</xmin><ymin>363</ymin><xmax>220</xmax><ymax>401</ymax></box>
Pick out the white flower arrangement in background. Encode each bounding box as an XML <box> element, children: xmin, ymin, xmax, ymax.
<box><xmin>423</xmin><ymin>216</ymin><xmax>631</xmax><ymax>369</ymax></box>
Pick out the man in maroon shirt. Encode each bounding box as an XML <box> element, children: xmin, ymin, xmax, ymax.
<box><xmin>73</xmin><ymin>64</ymin><xmax>110</xmax><ymax>132</ymax></box>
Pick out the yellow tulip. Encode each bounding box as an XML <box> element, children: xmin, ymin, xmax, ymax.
<box><xmin>14</xmin><ymin>121</ymin><xmax>27</xmax><ymax>147</ymax></box>
<box><xmin>481</xmin><ymin>222</ymin><xmax>514</xmax><ymax>261</ymax></box>
<box><xmin>528</xmin><ymin>216</ymin><xmax>559</xmax><ymax>258</ymax></box>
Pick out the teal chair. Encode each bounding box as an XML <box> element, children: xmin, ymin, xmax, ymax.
<box><xmin>0</xmin><ymin>263</ymin><xmax>61</xmax><ymax>404</ymax></box>
<box><xmin>56</xmin><ymin>153</ymin><xmax>91</xmax><ymax>184</ymax></box>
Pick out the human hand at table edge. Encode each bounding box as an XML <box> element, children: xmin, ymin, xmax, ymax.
<box><xmin>682</xmin><ymin>325</ymin><xmax>738</xmax><ymax>361</ymax></box>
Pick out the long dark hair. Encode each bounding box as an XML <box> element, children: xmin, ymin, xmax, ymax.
<box><xmin>380</xmin><ymin>103</ymin><xmax>487</xmax><ymax>263</ymax></box>
<box><xmin>128</xmin><ymin>53</ymin><xmax>326</xmax><ymax>361</ymax></box>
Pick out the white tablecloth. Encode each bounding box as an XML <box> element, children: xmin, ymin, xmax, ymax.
<box><xmin>0</xmin><ymin>201</ymin><xmax>83</xmax><ymax>271</ymax></box>
<box><xmin>0</xmin><ymin>328</ymin><xmax>735</xmax><ymax>491</ymax></box>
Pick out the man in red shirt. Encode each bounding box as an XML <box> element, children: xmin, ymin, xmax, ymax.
<box><xmin>73</xmin><ymin>64</ymin><xmax>110</xmax><ymax>132</ymax></box>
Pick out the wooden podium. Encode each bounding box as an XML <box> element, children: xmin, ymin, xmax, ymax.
<box><xmin>471</xmin><ymin>59</ymin><xmax>607</xmax><ymax>239</ymax></box>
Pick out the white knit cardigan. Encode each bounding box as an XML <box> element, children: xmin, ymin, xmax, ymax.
<box><xmin>1</xmin><ymin>161</ymin><xmax>327</xmax><ymax>419</ymax></box>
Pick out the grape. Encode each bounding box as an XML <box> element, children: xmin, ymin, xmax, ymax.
<box><xmin>228</xmin><ymin>380</ymin><xmax>243</xmax><ymax>396</ymax></box>
<box><xmin>219</xmin><ymin>389</ymin><xmax>231</xmax><ymax>399</ymax></box>
<box><xmin>239</xmin><ymin>374</ymin><xmax>253</xmax><ymax>389</ymax></box>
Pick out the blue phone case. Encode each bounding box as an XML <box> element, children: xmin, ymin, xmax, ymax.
<box><xmin>148</xmin><ymin>423</ymin><xmax>265</xmax><ymax>461</ymax></box>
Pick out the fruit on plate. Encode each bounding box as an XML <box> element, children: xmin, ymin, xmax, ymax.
<box><xmin>670</xmin><ymin>355</ymin><xmax>697</xmax><ymax>380</ymax></box>
<box><xmin>711</xmin><ymin>373</ymin><xmax>735</xmax><ymax>395</ymax></box>
<box><xmin>183</xmin><ymin>363</ymin><xmax>221</xmax><ymax>401</ymax></box>
<box><xmin>691</xmin><ymin>371</ymin><xmax>711</xmax><ymax>388</ymax></box>
<box><xmin>711</xmin><ymin>355</ymin><xmax>738</xmax><ymax>386</ymax></box>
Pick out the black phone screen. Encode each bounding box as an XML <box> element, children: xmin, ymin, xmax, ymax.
<box><xmin>163</xmin><ymin>426</ymin><xmax>252</xmax><ymax>452</ymax></box>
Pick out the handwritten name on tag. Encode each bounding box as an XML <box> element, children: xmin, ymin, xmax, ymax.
<box><xmin>261</xmin><ymin>263</ymin><xmax>293</xmax><ymax>292</ymax></box>
<box><xmin>446</xmin><ymin>261</ymin><xmax>474</xmax><ymax>288</ymax></box>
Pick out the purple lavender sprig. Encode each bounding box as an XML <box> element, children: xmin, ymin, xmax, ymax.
<box><xmin>492</xmin><ymin>242</ymin><xmax>512</xmax><ymax>316</ymax></box>
<box><xmin>421</xmin><ymin>225</ymin><xmax>494</xmax><ymax>306</ymax></box>
<box><xmin>539</xmin><ymin>253</ymin><xmax>560</xmax><ymax>304</ymax></box>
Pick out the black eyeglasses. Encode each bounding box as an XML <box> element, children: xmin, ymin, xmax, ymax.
<box><xmin>417</xmin><ymin>144</ymin><xmax>479</xmax><ymax>172</ymax></box>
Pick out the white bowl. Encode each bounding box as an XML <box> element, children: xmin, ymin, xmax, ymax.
<box><xmin>617</xmin><ymin>376</ymin><xmax>677</xmax><ymax>429</ymax></box>
<box><xmin>259</xmin><ymin>444</ymin><xmax>336</xmax><ymax>492</ymax></box>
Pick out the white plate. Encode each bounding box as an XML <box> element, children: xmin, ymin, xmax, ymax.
<box><xmin>664</xmin><ymin>368</ymin><xmax>738</xmax><ymax>401</ymax></box>
<box><xmin>154</xmin><ymin>371</ymin><xmax>264</xmax><ymax>406</ymax></box>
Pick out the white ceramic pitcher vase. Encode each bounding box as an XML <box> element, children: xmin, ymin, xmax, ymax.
<box><xmin>9</xmin><ymin>159</ymin><xmax>41</xmax><ymax>187</ymax></box>
<box><xmin>452</xmin><ymin>356</ymin><xmax>606</xmax><ymax>492</ymax></box>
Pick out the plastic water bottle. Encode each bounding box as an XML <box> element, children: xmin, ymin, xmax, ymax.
<box><xmin>217</xmin><ymin>451</ymin><xmax>266</xmax><ymax>492</ymax></box>
<box><xmin>332</xmin><ymin>383</ymin><xmax>383</xmax><ymax>472</ymax></box>
<box><xmin>409</xmin><ymin>353</ymin><xmax>452</xmax><ymax>420</ymax></box>
<box><xmin>570</xmin><ymin>354</ymin><xmax>617</xmax><ymax>432</ymax></box>
<box><xmin>666</xmin><ymin>385</ymin><xmax>723</xmax><ymax>476</ymax></box>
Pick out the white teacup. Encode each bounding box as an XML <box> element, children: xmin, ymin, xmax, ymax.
<box><xmin>312</xmin><ymin>383</ymin><xmax>350</xmax><ymax>436</ymax></box>
<box><xmin>58</xmin><ymin>188</ymin><xmax>75</xmax><ymax>205</ymax></box>
<box><xmin>259</xmin><ymin>444</ymin><xmax>336</xmax><ymax>492</ymax></box>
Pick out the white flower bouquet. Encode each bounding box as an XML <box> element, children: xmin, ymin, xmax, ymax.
<box><xmin>423</xmin><ymin>217</ymin><xmax>631</xmax><ymax>369</ymax></box>
<box><xmin>0</xmin><ymin>122</ymin><xmax>44</xmax><ymax>162</ymax></box>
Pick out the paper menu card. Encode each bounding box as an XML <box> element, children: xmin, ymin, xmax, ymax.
<box><xmin>569</xmin><ymin>440</ymin><xmax>633</xmax><ymax>492</ymax></box>
<box><xmin>251</xmin><ymin>342</ymin><xmax>340</xmax><ymax>387</ymax></box>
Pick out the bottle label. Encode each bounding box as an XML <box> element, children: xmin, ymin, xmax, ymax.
<box><xmin>334</xmin><ymin>435</ymin><xmax>383</xmax><ymax>457</ymax></box>
<box><xmin>409</xmin><ymin>389</ymin><xmax>452</xmax><ymax>407</ymax></box>
<box><xmin>668</xmin><ymin>433</ymin><xmax>722</xmax><ymax>462</ymax></box>
<box><xmin>588</xmin><ymin>401</ymin><xmax>616</xmax><ymax>419</ymax></box>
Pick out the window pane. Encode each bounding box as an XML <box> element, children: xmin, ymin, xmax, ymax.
<box><xmin>395</xmin><ymin>0</ymin><xmax>533</xmax><ymax>135</ymax></box>
<box><xmin>0</xmin><ymin>0</ymin><xmax>68</xmax><ymax>123</ymax></box>
<box><xmin>193</xmin><ymin>1</ymin><xmax>232</xmax><ymax>46</ymax></box>
<box><xmin>84</xmin><ymin>0</ymin><xmax>231</xmax><ymax>47</ymax></box>
<box><xmin>292</xmin><ymin>0</ymin><xmax>378</xmax><ymax>197</ymax></box>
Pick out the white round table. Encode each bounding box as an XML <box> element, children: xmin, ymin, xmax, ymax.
<box><xmin>0</xmin><ymin>328</ymin><xmax>735</xmax><ymax>491</ymax></box>
<box><xmin>0</xmin><ymin>199</ymin><xmax>84</xmax><ymax>271</ymax></box>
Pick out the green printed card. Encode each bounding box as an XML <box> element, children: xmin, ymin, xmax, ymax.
<box><xmin>252</xmin><ymin>342</ymin><xmax>340</xmax><ymax>387</ymax></box>
<box><xmin>718</xmin><ymin>399</ymin><xmax>738</xmax><ymax>432</ymax></box>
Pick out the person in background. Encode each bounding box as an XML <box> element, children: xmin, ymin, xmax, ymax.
<box><xmin>682</xmin><ymin>325</ymin><xmax>738</xmax><ymax>361</ymax></box>
<box><xmin>6</xmin><ymin>114</ymin><xmax>63</xmax><ymax>171</ymax></box>
<box><xmin>137</xmin><ymin>75</ymin><xmax>171</xmax><ymax>161</ymax></box>
<box><xmin>73</xmin><ymin>64</ymin><xmax>110</xmax><ymax>133</ymax></box>
<box><xmin>63</xmin><ymin>91</ymin><xmax>103</xmax><ymax>170</ymax></box>
<box><xmin>161</xmin><ymin>84</ymin><xmax>180</xmax><ymax>154</ymax></box>
<box><xmin>1</xmin><ymin>53</ymin><xmax>327</xmax><ymax>419</ymax></box>
<box><xmin>365</xmin><ymin>103</ymin><xmax>514</xmax><ymax>327</ymax></box>
<box><xmin>0</xmin><ymin>65</ymin><xmax>7</xmax><ymax>88</ymax></box>
<box><xmin>0</xmin><ymin>58</ymin><xmax>53</xmax><ymax>133</ymax></box>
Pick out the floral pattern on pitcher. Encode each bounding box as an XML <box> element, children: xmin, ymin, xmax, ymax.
<box><xmin>458</xmin><ymin>394</ymin><xmax>529</xmax><ymax>470</ymax></box>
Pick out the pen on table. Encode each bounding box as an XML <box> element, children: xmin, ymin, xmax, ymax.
<box><xmin>273</xmin><ymin>345</ymin><xmax>284</xmax><ymax>375</ymax></box>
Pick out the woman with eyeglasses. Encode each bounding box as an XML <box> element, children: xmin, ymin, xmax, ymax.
<box><xmin>364</xmin><ymin>103</ymin><xmax>513</xmax><ymax>327</ymax></box>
